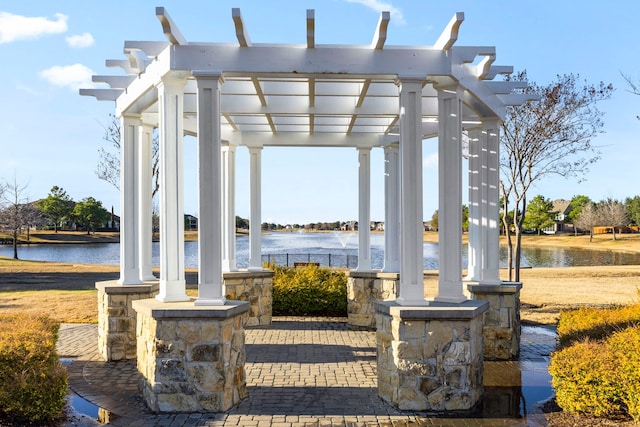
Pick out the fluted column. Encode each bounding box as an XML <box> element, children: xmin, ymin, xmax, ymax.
<box><xmin>118</xmin><ymin>115</ymin><xmax>142</xmax><ymax>285</ymax></box>
<box><xmin>396</xmin><ymin>78</ymin><xmax>427</xmax><ymax>305</ymax></box>
<box><xmin>138</xmin><ymin>122</ymin><xmax>156</xmax><ymax>281</ymax></box>
<box><xmin>436</xmin><ymin>86</ymin><xmax>466</xmax><ymax>303</ymax></box>
<box><xmin>382</xmin><ymin>144</ymin><xmax>400</xmax><ymax>272</ymax></box>
<box><xmin>156</xmin><ymin>75</ymin><xmax>189</xmax><ymax>302</ymax></box>
<box><xmin>481</xmin><ymin>120</ymin><xmax>502</xmax><ymax>284</ymax></box>
<box><xmin>221</xmin><ymin>142</ymin><xmax>237</xmax><ymax>272</ymax></box>
<box><xmin>465</xmin><ymin>129</ymin><xmax>481</xmax><ymax>281</ymax></box>
<box><xmin>248</xmin><ymin>145</ymin><xmax>263</xmax><ymax>271</ymax></box>
<box><xmin>193</xmin><ymin>72</ymin><xmax>225</xmax><ymax>305</ymax></box>
<box><xmin>356</xmin><ymin>147</ymin><xmax>372</xmax><ymax>271</ymax></box>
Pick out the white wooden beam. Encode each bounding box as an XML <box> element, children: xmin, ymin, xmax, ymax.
<box><xmin>481</xmin><ymin>65</ymin><xmax>513</xmax><ymax>80</ymax></box>
<box><xmin>232</xmin><ymin>8</ymin><xmax>251</xmax><ymax>47</ymax></box>
<box><xmin>156</xmin><ymin>7</ymin><xmax>187</xmax><ymax>46</ymax></box>
<box><xmin>485</xmin><ymin>81</ymin><xmax>529</xmax><ymax>94</ymax></box>
<box><xmin>452</xmin><ymin>46</ymin><xmax>495</xmax><ymax>63</ymax></box>
<box><xmin>475</xmin><ymin>55</ymin><xmax>495</xmax><ymax>79</ymax></box>
<box><xmin>371</xmin><ymin>11</ymin><xmax>390</xmax><ymax>50</ymax></box>
<box><xmin>307</xmin><ymin>9</ymin><xmax>315</xmax><ymax>48</ymax></box>
<box><xmin>124</xmin><ymin>41</ymin><xmax>169</xmax><ymax>58</ymax></box>
<box><xmin>106</xmin><ymin>59</ymin><xmax>137</xmax><ymax>74</ymax></box>
<box><xmin>92</xmin><ymin>75</ymin><xmax>136</xmax><ymax>88</ymax></box>
<box><xmin>79</xmin><ymin>88</ymin><xmax>123</xmax><ymax>101</ymax></box>
<box><xmin>434</xmin><ymin>12</ymin><xmax>464</xmax><ymax>51</ymax></box>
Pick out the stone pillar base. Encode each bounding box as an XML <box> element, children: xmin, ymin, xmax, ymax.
<box><xmin>375</xmin><ymin>300</ymin><xmax>489</xmax><ymax>411</ymax></box>
<box><xmin>466</xmin><ymin>282</ymin><xmax>522</xmax><ymax>360</ymax></box>
<box><xmin>347</xmin><ymin>271</ymin><xmax>399</xmax><ymax>329</ymax></box>
<box><xmin>223</xmin><ymin>270</ymin><xmax>274</xmax><ymax>327</ymax></box>
<box><xmin>132</xmin><ymin>299</ymin><xmax>250</xmax><ymax>413</ymax></box>
<box><xmin>96</xmin><ymin>280</ymin><xmax>159</xmax><ymax>361</ymax></box>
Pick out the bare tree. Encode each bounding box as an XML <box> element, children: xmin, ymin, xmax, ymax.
<box><xmin>0</xmin><ymin>176</ymin><xmax>31</xmax><ymax>259</ymax></box>
<box><xmin>574</xmin><ymin>202</ymin><xmax>600</xmax><ymax>242</ymax></box>
<box><xmin>96</xmin><ymin>113</ymin><xmax>160</xmax><ymax>197</ymax></box>
<box><xmin>621</xmin><ymin>72</ymin><xmax>640</xmax><ymax>120</ymax></box>
<box><xmin>598</xmin><ymin>198</ymin><xmax>628</xmax><ymax>241</ymax></box>
<box><xmin>501</xmin><ymin>71</ymin><xmax>613</xmax><ymax>281</ymax></box>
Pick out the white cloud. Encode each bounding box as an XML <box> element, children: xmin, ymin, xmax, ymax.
<box><xmin>39</xmin><ymin>64</ymin><xmax>95</xmax><ymax>91</ymax></box>
<box><xmin>344</xmin><ymin>0</ymin><xmax>406</xmax><ymax>25</ymax></box>
<box><xmin>0</xmin><ymin>12</ymin><xmax>68</xmax><ymax>44</ymax></box>
<box><xmin>66</xmin><ymin>32</ymin><xmax>94</xmax><ymax>48</ymax></box>
<box><xmin>423</xmin><ymin>152</ymin><xmax>438</xmax><ymax>168</ymax></box>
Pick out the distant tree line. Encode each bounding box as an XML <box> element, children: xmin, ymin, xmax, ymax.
<box><xmin>0</xmin><ymin>182</ymin><xmax>112</xmax><ymax>259</ymax></box>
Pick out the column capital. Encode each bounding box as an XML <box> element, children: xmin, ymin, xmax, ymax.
<box><xmin>157</xmin><ymin>72</ymin><xmax>189</xmax><ymax>89</ymax></box>
<box><xmin>395</xmin><ymin>75</ymin><xmax>426</xmax><ymax>86</ymax></box>
<box><xmin>192</xmin><ymin>70</ymin><xmax>224</xmax><ymax>82</ymax></box>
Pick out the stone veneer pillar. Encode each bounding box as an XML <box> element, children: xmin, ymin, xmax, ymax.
<box><xmin>375</xmin><ymin>300</ymin><xmax>489</xmax><ymax>411</ymax></box>
<box><xmin>223</xmin><ymin>270</ymin><xmax>274</xmax><ymax>327</ymax></box>
<box><xmin>466</xmin><ymin>282</ymin><xmax>522</xmax><ymax>360</ymax></box>
<box><xmin>133</xmin><ymin>299</ymin><xmax>250</xmax><ymax>413</ymax></box>
<box><xmin>95</xmin><ymin>280</ymin><xmax>159</xmax><ymax>361</ymax></box>
<box><xmin>346</xmin><ymin>271</ymin><xmax>399</xmax><ymax>329</ymax></box>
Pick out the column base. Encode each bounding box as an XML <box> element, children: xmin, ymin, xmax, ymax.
<box><xmin>132</xmin><ymin>299</ymin><xmax>250</xmax><ymax>413</ymax></box>
<box><xmin>96</xmin><ymin>280</ymin><xmax>160</xmax><ymax>361</ymax></box>
<box><xmin>223</xmin><ymin>270</ymin><xmax>274</xmax><ymax>327</ymax></box>
<box><xmin>375</xmin><ymin>300</ymin><xmax>488</xmax><ymax>411</ymax></box>
<box><xmin>346</xmin><ymin>271</ymin><xmax>399</xmax><ymax>330</ymax></box>
<box><xmin>466</xmin><ymin>281</ymin><xmax>522</xmax><ymax>360</ymax></box>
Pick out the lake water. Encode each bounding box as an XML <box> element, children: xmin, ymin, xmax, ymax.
<box><xmin>2</xmin><ymin>231</ymin><xmax>640</xmax><ymax>269</ymax></box>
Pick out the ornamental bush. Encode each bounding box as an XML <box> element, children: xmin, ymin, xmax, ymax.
<box><xmin>557</xmin><ymin>304</ymin><xmax>640</xmax><ymax>347</ymax></box>
<box><xmin>550</xmin><ymin>304</ymin><xmax>640</xmax><ymax>423</ymax></box>
<box><xmin>269</xmin><ymin>263</ymin><xmax>347</xmax><ymax>316</ymax></box>
<box><xmin>0</xmin><ymin>314</ymin><xmax>68</xmax><ymax>425</ymax></box>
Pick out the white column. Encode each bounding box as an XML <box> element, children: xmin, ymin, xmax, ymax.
<box><xmin>156</xmin><ymin>75</ymin><xmax>189</xmax><ymax>302</ymax></box>
<box><xmin>382</xmin><ymin>144</ymin><xmax>400</xmax><ymax>272</ymax></box>
<box><xmin>248</xmin><ymin>146</ymin><xmax>263</xmax><ymax>271</ymax></box>
<box><xmin>465</xmin><ymin>129</ymin><xmax>481</xmax><ymax>281</ymax></box>
<box><xmin>436</xmin><ymin>87</ymin><xmax>466</xmax><ymax>303</ymax></box>
<box><xmin>194</xmin><ymin>72</ymin><xmax>225</xmax><ymax>305</ymax></box>
<box><xmin>396</xmin><ymin>78</ymin><xmax>427</xmax><ymax>306</ymax></box>
<box><xmin>356</xmin><ymin>147</ymin><xmax>372</xmax><ymax>271</ymax></box>
<box><xmin>481</xmin><ymin>120</ymin><xmax>502</xmax><ymax>284</ymax></box>
<box><xmin>221</xmin><ymin>142</ymin><xmax>237</xmax><ymax>272</ymax></box>
<box><xmin>138</xmin><ymin>122</ymin><xmax>156</xmax><ymax>281</ymax></box>
<box><xmin>117</xmin><ymin>115</ymin><xmax>142</xmax><ymax>285</ymax></box>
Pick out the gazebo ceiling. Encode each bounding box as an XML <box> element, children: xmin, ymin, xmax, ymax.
<box><xmin>81</xmin><ymin>7</ymin><xmax>534</xmax><ymax>147</ymax></box>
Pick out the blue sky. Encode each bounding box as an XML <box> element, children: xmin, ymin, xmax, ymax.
<box><xmin>1</xmin><ymin>1</ymin><xmax>639</xmax><ymax>225</ymax></box>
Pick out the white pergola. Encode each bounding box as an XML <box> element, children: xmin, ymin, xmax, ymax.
<box><xmin>82</xmin><ymin>7</ymin><xmax>533</xmax><ymax>306</ymax></box>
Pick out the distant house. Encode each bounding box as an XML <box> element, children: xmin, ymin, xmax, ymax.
<box><xmin>340</xmin><ymin>221</ymin><xmax>358</xmax><ymax>231</ymax></box>
<box><xmin>371</xmin><ymin>221</ymin><xmax>384</xmax><ymax>231</ymax></box>
<box><xmin>185</xmin><ymin>214</ymin><xmax>198</xmax><ymax>230</ymax></box>
<box><xmin>543</xmin><ymin>199</ymin><xmax>572</xmax><ymax>234</ymax></box>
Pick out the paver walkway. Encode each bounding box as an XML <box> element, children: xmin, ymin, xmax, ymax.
<box><xmin>57</xmin><ymin>318</ymin><xmax>555</xmax><ymax>427</ymax></box>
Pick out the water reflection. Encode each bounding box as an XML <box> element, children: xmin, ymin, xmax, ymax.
<box><xmin>2</xmin><ymin>232</ymin><xmax>640</xmax><ymax>269</ymax></box>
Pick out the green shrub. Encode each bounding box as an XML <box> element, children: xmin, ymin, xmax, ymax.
<box><xmin>557</xmin><ymin>304</ymin><xmax>640</xmax><ymax>347</ymax></box>
<box><xmin>550</xmin><ymin>305</ymin><xmax>640</xmax><ymax>423</ymax></box>
<box><xmin>269</xmin><ymin>263</ymin><xmax>347</xmax><ymax>316</ymax></box>
<box><xmin>0</xmin><ymin>314</ymin><xmax>68</xmax><ymax>425</ymax></box>
<box><xmin>549</xmin><ymin>339</ymin><xmax>622</xmax><ymax>417</ymax></box>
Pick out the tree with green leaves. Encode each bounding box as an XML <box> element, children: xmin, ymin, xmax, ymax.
<box><xmin>625</xmin><ymin>196</ymin><xmax>640</xmax><ymax>226</ymax></box>
<box><xmin>72</xmin><ymin>197</ymin><xmax>109</xmax><ymax>234</ymax></box>
<box><xmin>567</xmin><ymin>195</ymin><xmax>591</xmax><ymax>235</ymax></box>
<box><xmin>38</xmin><ymin>186</ymin><xmax>73</xmax><ymax>232</ymax></box>
<box><xmin>523</xmin><ymin>195</ymin><xmax>556</xmax><ymax>235</ymax></box>
<box><xmin>500</xmin><ymin>71</ymin><xmax>613</xmax><ymax>281</ymax></box>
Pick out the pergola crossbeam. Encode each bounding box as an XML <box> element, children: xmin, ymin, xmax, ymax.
<box><xmin>371</xmin><ymin>11</ymin><xmax>390</xmax><ymax>50</ymax></box>
<box><xmin>307</xmin><ymin>9</ymin><xmax>315</xmax><ymax>48</ymax></box>
<box><xmin>232</xmin><ymin>8</ymin><xmax>251</xmax><ymax>47</ymax></box>
<box><xmin>156</xmin><ymin>6</ymin><xmax>186</xmax><ymax>45</ymax></box>
<box><xmin>434</xmin><ymin>12</ymin><xmax>464</xmax><ymax>50</ymax></box>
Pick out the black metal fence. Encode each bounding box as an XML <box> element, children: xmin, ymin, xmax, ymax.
<box><xmin>261</xmin><ymin>253</ymin><xmax>359</xmax><ymax>269</ymax></box>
